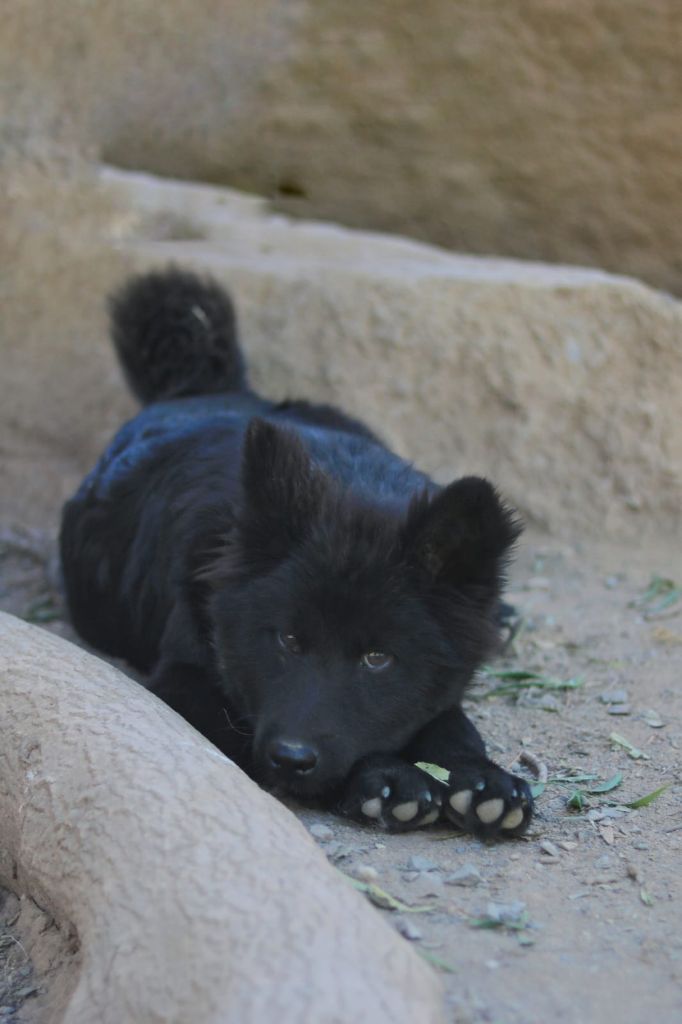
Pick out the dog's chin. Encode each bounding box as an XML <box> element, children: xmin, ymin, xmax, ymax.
<box><xmin>258</xmin><ymin>767</ymin><xmax>346</xmax><ymax>803</ymax></box>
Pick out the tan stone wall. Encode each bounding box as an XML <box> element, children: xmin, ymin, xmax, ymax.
<box><xmin>2</xmin><ymin>1</ymin><xmax>681</xmax><ymax>294</ymax></box>
<box><xmin>1</xmin><ymin>161</ymin><xmax>680</xmax><ymax>544</ymax></box>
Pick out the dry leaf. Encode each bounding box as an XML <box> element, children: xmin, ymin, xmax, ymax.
<box><xmin>599</xmin><ymin>825</ymin><xmax>615</xmax><ymax>846</ymax></box>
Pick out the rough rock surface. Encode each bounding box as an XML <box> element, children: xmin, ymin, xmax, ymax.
<box><xmin>2</xmin><ymin>1</ymin><xmax>682</xmax><ymax>294</ymax></box>
<box><xmin>0</xmin><ymin>612</ymin><xmax>443</xmax><ymax>1024</ymax></box>
<box><xmin>1</xmin><ymin>161</ymin><xmax>680</xmax><ymax>543</ymax></box>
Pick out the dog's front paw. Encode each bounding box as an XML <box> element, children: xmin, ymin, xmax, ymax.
<box><xmin>444</xmin><ymin>762</ymin><xmax>533</xmax><ymax>839</ymax></box>
<box><xmin>339</xmin><ymin>756</ymin><xmax>445</xmax><ymax>832</ymax></box>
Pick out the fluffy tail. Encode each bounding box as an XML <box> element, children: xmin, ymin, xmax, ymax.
<box><xmin>108</xmin><ymin>267</ymin><xmax>247</xmax><ymax>405</ymax></box>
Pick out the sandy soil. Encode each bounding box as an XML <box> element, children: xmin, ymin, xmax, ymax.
<box><xmin>1</xmin><ymin>525</ymin><xmax>680</xmax><ymax>1024</ymax></box>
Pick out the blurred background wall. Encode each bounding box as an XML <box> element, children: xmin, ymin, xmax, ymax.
<box><xmin>3</xmin><ymin>0</ymin><xmax>681</xmax><ymax>294</ymax></box>
<box><xmin>1</xmin><ymin>0</ymin><xmax>680</xmax><ymax>543</ymax></box>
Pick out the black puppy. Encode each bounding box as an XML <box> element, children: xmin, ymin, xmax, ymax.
<box><xmin>60</xmin><ymin>269</ymin><xmax>533</xmax><ymax>837</ymax></box>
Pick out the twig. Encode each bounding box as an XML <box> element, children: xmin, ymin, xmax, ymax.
<box><xmin>518</xmin><ymin>750</ymin><xmax>548</xmax><ymax>784</ymax></box>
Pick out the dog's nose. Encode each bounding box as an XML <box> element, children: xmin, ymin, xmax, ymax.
<box><xmin>267</xmin><ymin>738</ymin><xmax>319</xmax><ymax>775</ymax></box>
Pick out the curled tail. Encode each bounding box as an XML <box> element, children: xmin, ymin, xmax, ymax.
<box><xmin>109</xmin><ymin>267</ymin><xmax>247</xmax><ymax>405</ymax></box>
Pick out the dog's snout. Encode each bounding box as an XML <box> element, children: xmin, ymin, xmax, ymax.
<box><xmin>267</xmin><ymin>738</ymin><xmax>319</xmax><ymax>775</ymax></box>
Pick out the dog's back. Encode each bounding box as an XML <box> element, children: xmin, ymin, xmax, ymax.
<box><xmin>60</xmin><ymin>269</ymin><xmax>396</xmax><ymax>668</ymax></box>
<box><xmin>61</xmin><ymin>270</ymin><xmax>256</xmax><ymax>666</ymax></box>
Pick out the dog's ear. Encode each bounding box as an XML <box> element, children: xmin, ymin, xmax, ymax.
<box><xmin>403</xmin><ymin>477</ymin><xmax>522</xmax><ymax>603</ymax></box>
<box><xmin>237</xmin><ymin>418</ymin><xmax>326</xmax><ymax>567</ymax></box>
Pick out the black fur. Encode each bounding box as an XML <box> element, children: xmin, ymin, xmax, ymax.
<box><xmin>60</xmin><ymin>268</ymin><xmax>533</xmax><ymax>838</ymax></box>
<box><xmin>109</xmin><ymin>268</ymin><xmax>245</xmax><ymax>403</ymax></box>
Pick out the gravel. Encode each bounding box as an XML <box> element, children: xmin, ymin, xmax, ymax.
<box><xmin>309</xmin><ymin>823</ymin><xmax>334</xmax><ymax>840</ymax></box>
<box><xmin>444</xmin><ymin>864</ymin><xmax>483</xmax><ymax>887</ymax></box>
<box><xmin>406</xmin><ymin>855</ymin><xmax>439</xmax><ymax>872</ymax></box>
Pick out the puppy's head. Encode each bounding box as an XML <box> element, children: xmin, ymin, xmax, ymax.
<box><xmin>207</xmin><ymin>419</ymin><xmax>521</xmax><ymax>798</ymax></box>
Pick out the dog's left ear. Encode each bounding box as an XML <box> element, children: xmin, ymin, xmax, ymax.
<box><xmin>237</xmin><ymin>418</ymin><xmax>327</xmax><ymax>569</ymax></box>
<box><xmin>403</xmin><ymin>477</ymin><xmax>522</xmax><ymax>601</ymax></box>
<box><xmin>202</xmin><ymin>420</ymin><xmax>328</xmax><ymax>584</ymax></box>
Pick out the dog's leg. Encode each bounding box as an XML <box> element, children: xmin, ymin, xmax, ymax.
<box><xmin>338</xmin><ymin>752</ymin><xmax>447</xmax><ymax>832</ymax></box>
<box><xmin>338</xmin><ymin>708</ymin><xmax>532</xmax><ymax>837</ymax></box>
<box><xmin>403</xmin><ymin>707</ymin><xmax>534</xmax><ymax>838</ymax></box>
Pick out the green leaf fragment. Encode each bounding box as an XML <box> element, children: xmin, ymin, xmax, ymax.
<box><xmin>567</xmin><ymin>790</ymin><xmax>587</xmax><ymax>811</ymax></box>
<box><xmin>548</xmin><ymin>773</ymin><xmax>601</xmax><ymax>783</ymax></box>
<box><xmin>23</xmin><ymin>595</ymin><xmax>61</xmax><ymax>623</ymax></box>
<box><xmin>415</xmin><ymin>761</ymin><xmax>450</xmax><ymax>784</ymax></box>
<box><xmin>624</xmin><ymin>784</ymin><xmax>669</xmax><ymax>809</ymax></box>
<box><xmin>586</xmin><ymin>772</ymin><xmax>623</xmax><ymax>794</ymax></box>
<box><xmin>418</xmin><ymin>950</ymin><xmax>457</xmax><ymax>973</ymax></box>
<box><xmin>629</xmin><ymin>575</ymin><xmax>682</xmax><ymax>619</ymax></box>
<box><xmin>469</xmin><ymin>910</ymin><xmax>530</xmax><ymax>932</ymax></box>
<box><xmin>477</xmin><ymin>668</ymin><xmax>584</xmax><ymax>700</ymax></box>
<box><xmin>609</xmin><ymin>732</ymin><xmax>651</xmax><ymax>760</ymax></box>
<box><xmin>468</xmin><ymin>916</ymin><xmax>505</xmax><ymax>929</ymax></box>
<box><xmin>565</xmin><ymin>772</ymin><xmax>623</xmax><ymax>810</ymax></box>
<box><xmin>481</xmin><ymin>668</ymin><xmax>548</xmax><ymax>681</ymax></box>
<box><xmin>348</xmin><ymin>878</ymin><xmax>434</xmax><ymax>913</ymax></box>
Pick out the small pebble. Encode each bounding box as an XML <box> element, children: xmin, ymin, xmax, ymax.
<box><xmin>409</xmin><ymin>875</ymin><xmax>444</xmax><ymax>898</ymax></box>
<box><xmin>401</xmin><ymin>871</ymin><xmax>421</xmax><ymax>882</ymax></box>
<box><xmin>524</xmin><ymin>692</ymin><xmax>560</xmax><ymax>712</ymax></box>
<box><xmin>594</xmin><ymin>853</ymin><xmax>612</xmax><ymax>869</ymax></box>
<box><xmin>444</xmin><ymin>863</ymin><xmax>483</xmax><ymax>887</ymax></box>
<box><xmin>626</xmin><ymin>863</ymin><xmax>643</xmax><ymax>883</ymax></box>
<box><xmin>407</xmin><ymin>855</ymin><xmax>439</xmax><ymax>872</ymax></box>
<box><xmin>354</xmin><ymin>864</ymin><xmax>379</xmax><ymax>883</ymax></box>
<box><xmin>309</xmin><ymin>823</ymin><xmax>334</xmax><ymax>841</ymax></box>
<box><xmin>600</xmin><ymin>807</ymin><xmax>628</xmax><ymax>820</ymax></box>
<box><xmin>607</xmin><ymin>704</ymin><xmax>632</xmax><ymax>716</ymax></box>
<box><xmin>588</xmin><ymin>873</ymin><xmax>621</xmax><ymax>886</ymax></box>
<box><xmin>587</xmin><ymin>807</ymin><xmax>626</xmax><ymax>823</ymax></box>
<box><xmin>599</xmin><ymin>689</ymin><xmax>629</xmax><ymax>705</ymax></box>
<box><xmin>559</xmin><ymin>841</ymin><xmax>578</xmax><ymax>851</ymax></box>
<box><xmin>15</xmin><ymin>986</ymin><xmax>38</xmax><ymax>999</ymax></box>
<box><xmin>642</xmin><ymin>709</ymin><xmax>664</xmax><ymax>728</ymax></box>
<box><xmin>324</xmin><ymin>842</ymin><xmax>355</xmax><ymax>862</ymax></box>
<box><xmin>486</xmin><ymin>900</ymin><xmax>526</xmax><ymax>925</ymax></box>
<box><xmin>396</xmin><ymin>918</ymin><xmax>423</xmax><ymax>941</ymax></box>
<box><xmin>632</xmin><ymin>840</ymin><xmax>649</xmax><ymax>851</ymax></box>
<box><xmin>539</xmin><ymin>839</ymin><xmax>560</xmax><ymax>858</ymax></box>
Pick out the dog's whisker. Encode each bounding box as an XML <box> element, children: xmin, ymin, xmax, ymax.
<box><xmin>221</xmin><ymin>706</ymin><xmax>253</xmax><ymax>737</ymax></box>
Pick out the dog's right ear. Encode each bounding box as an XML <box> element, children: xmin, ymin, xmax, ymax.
<box><xmin>236</xmin><ymin>418</ymin><xmax>326</xmax><ymax>570</ymax></box>
<box><xmin>403</xmin><ymin>476</ymin><xmax>522</xmax><ymax>606</ymax></box>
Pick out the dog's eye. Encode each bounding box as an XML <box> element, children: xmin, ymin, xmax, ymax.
<box><xmin>361</xmin><ymin>651</ymin><xmax>394</xmax><ymax>672</ymax></box>
<box><xmin>277</xmin><ymin>632</ymin><xmax>302</xmax><ymax>654</ymax></box>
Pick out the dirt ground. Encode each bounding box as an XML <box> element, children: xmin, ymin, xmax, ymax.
<box><xmin>1</xmin><ymin>524</ymin><xmax>681</xmax><ymax>1024</ymax></box>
